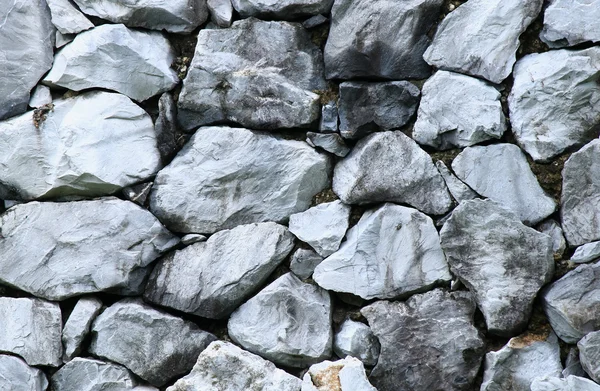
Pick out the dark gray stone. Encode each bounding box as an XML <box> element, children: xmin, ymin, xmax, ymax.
<box><xmin>307</xmin><ymin>132</ymin><xmax>350</xmax><ymax>157</ymax></box>
<box><xmin>319</xmin><ymin>101</ymin><xmax>338</xmax><ymax>133</ymax></box>
<box><xmin>303</xmin><ymin>14</ymin><xmax>328</xmax><ymax>29</ymax></box>
<box><xmin>290</xmin><ymin>248</ymin><xmax>323</xmax><ymax>280</ymax></box>
<box><xmin>155</xmin><ymin>92</ymin><xmax>179</xmax><ymax>165</ymax></box>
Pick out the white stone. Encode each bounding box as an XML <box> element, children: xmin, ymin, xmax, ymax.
<box><xmin>571</xmin><ymin>241</ymin><xmax>600</xmax><ymax>264</ymax></box>
<box><xmin>47</xmin><ymin>0</ymin><xmax>94</xmax><ymax>35</ymax></box>
<box><xmin>435</xmin><ymin>161</ymin><xmax>478</xmax><ymax>204</ymax></box>
<box><xmin>301</xmin><ymin>357</ymin><xmax>377</xmax><ymax>391</ymax></box>
<box><xmin>0</xmin><ymin>354</ymin><xmax>48</xmax><ymax>391</ymax></box>
<box><xmin>62</xmin><ymin>297</ymin><xmax>103</xmax><ymax>362</ymax></box>
<box><xmin>540</xmin><ymin>0</ymin><xmax>600</xmax><ymax>48</ymax></box>
<box><xmin>333</xmin><ymin>319</ymin><xmax>380</xmax><ymax>366</ymax></box>
<box><xmin>290</xmin><ymin>248</ymin><xmax>323</xmax><ymax>280</ymax></box>
<box><xmin>28</xmin><ymin>85</ymin><xmax>52</xmax><ymax>108</ymax></box>
<box><xmin>531</xmin><ymin>376</ymin><xmax>600</xmax><ymax>391</ymax></box>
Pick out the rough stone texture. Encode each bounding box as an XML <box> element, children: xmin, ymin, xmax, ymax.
<box><xmin>28</xmin><ymin>85</ymin><xmax>52</xmax><ymax>108</ymax></box>
<box><xmin>314</xmin><ymin>203</ymin><xmax>451</xmax><ymax>300</ymax></box>
<box><xmin>563</xmin><ymin>347</ymin><xmax>587</xmax><ymax>378</ymax></box>
<box><xmin>333</xmin><ymin>131</ymin><xmax>452</xmax><ymax>215</ymax></box>
<box><xmin>228</xmin><ymin>273</ymin><xmax>332</xmax><ymax>367</ymax></box>
<box><xmin>0</xmin><ymin>199</ymin><xmax>178</xmax><ymax>300</ymax></box>
<box><xmin>509</xmin><ymin>48</ymin><xmax>600</xmax><ymax>162</ymax></box>
<box><xmin>531</xmin><ymin>376</ymin><xmax>600</xmax><ymax>391</ymax></box>
<box><xmin>571</xmin><ymin>241</ymin><xmax>600</xmax><ymax>264</ymax></box>
<box><xmin>89</xmin><ymin>299</ymin><xmax>216</xmax><ymax>387</ymax></box>
<box><xmin>166</xmin><ymin>341</ymin><xmax>302</xmax><ymax>391</ymax></box>
<box><xmin>578</xmin><ymin>330</ymin><xmax>600</xmax><ymax>383</ymax></box>
<box><xmin>306</xmin><ymin>132</ymin><xmax>350</xmax><ymax>158</ymax></box>
<box><xmin>361</xmin><ymin>289</ymin><xmax>485</xmax><ymax>391</ymax></box>
<box><xmin>424</xmin><ymin>0</ymin><xmax>542</xmax><ymax>84</ymax></box>
<box><xmin>150</xmin><ymin>126</ymin><xmax>331</xmax><ymax>234</ymax></box>
<box><xmin>47</xmin><ymin>0</ymin><xmax>94</xmax><ymax>35</ymax></box>
<box><xmin>123</xmin><ymin>183</ymin><xmax>153</xmax><ymax>207</ymax></box>
<box><xmin>301</xmin><ymin>357</ymin><xmax>376</xmax><ymax>391</ymax></box>
<box><xmin>324</xmin><ymin>0</ymin><xmax>443</xmax><ymax>80</ymax></box>
<box><xmin>480</xmin><ymin>331</ymin><xmax>563</xmax><ymax>391</ymax></box>
<box><xmin>538</xmin><ymin>219</ymin><xmax>567</xmax><ymax>257</ymax></box>
<box><xmin>441</xmin><ymin>199</ymin><xmax>554</xmax><ymax>336</ymax></box>
<box><xmin>413</xmin><ymin>71</ymin><xmax>506</xmax><ymax>149</ymax></box>
<box><xmin>452</xmin><ymin>144</ymin><xmax>556</xmax><ymax>225</ymax></box>
<box><xmin>290</xmin><ymin>248</ymin><xmax>323</xmax><ymax>280</ymax></box>
<box><xmin>62</xmin><ymin>297</ymin><xmax>103</xmax><ymax>362</ymax></box>
<box><xmin>178</xmin><ymin>18</ymin><xmax>325</xmax><ymax>131</ymax></box>
<box><xmin>0</xmin><ymin>0</ymin><xmax>55</xmax><ymax>120</ymax></box>
<box><xmin>155</xmin><ymin>92</ymin><xmax>178</xmax><ymax>165</ymax></box>
<box><xmin>0</xmin><ymin>297</ymin><xmax>62</xmax><ymax>367</ymax></box>
<box><xmin>320</xmin><ymin>101</ymin><xmax>338</xmax><ymax>133</ymax></box>
<box><xmin>541</xmin><ymin>0</ymin><xmax>600</xmax><ymax>48</ymax></box>
<box><xmin>0</xmin><ymin>91</ymin><xmax>161</xmax><ymax>201</ymax></box>
<box><xmin>208</xmin><ymin>0</ymin><xmax>233</xmax><ymax>27</ymax></box>
<box><xmin>0</xmin><ymin>354</ymin><xmax>48</xmax><ymax>391</ymax></box>
<box><xmin>333</xmin><ymin>319</ymin><xmax>380</xmax><ymax>366</ymax></box>
<box><xmin>337</xmin><ymin>81</ymin><xmax>420</xmax><ymax>139</ymax></box>
<box><xmin>43</xmin><ymin>24</ymin><xmax>178</xmax><ymax>102</ymax></box>
<box><xmin>435</xmin><ymin>161</ymin><xmax>478</xmax><ymax>204</ymax></box>
<box><xmin>231</xmin><ymin>0</ymin><xmax>333</xmax><ymax>19</ymax></box>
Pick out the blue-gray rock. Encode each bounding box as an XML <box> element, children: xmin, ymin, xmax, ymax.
<box><xmin>47</xmin><ymin>0</ymin><xmax>94</xmax><ymax>35</ymax></box>
<box><xmin>538</xmin><ymin>219</ymin><xmax>567</xmax><ymax>258</ymax></box>
<box><xmin>435</xmin><ymin>161</ymin><xmax>478</xmax><ymax>204</ymax></box>
<box><xmin>231</xmin><ymin>0</ymin><xmax>333</xmax><ymax>19</ymax></box>
<box><xmin>181</xmin><ymin>234</ymin><xmax>207</xmax><ymax>246</ymax></box>
<box><xmin>333</xmin><ymin>319</ymin><xmax>380</xmax><ymax>366</ymax></box>
<box><xmin>320</xmin><ymin>101</ymin><xmax>339</xmax><ymax>133</ymax></box>
<box><xmin>207</xmin><ymin>0</ymin><xmax>233</xmax><ymax>27</ymax></box>
<box><xmin>290</xmin><ymin>248</ymin><xmax>323</xmax><ymax>280</ymax></box>
<box><xmin>301</xmin><ymin>357</ymin><xmax>377</xmax><ymax>391</ymax></box>
<box><xmin>303</xmin><ymin>14</ymin><xmax>328</xmax><ymax>29</ymax></box>
<box><xmin>540</xmin><ymin>0</ymin><xmax>600</xmax><ymax>48</ymax></box>
<box><xmin>0</xmin><ymin>355</ymin><xmax>48</xmax><ymax>391</ymax></box>
<box><xmin>307</xmin><ymin>132</ymin><xmax>350</xmax><ymax>157</ymax></box>
<box><xmin>531</xmin><ymin>376</ymin><xmax>600</xmax><ymax>391</ymax></box>
<box><xmin>571</xmin><ymin>241</ymin><xmax>600</xmax><ymax>264</ymax></box>
<box><xmin>62</xmin><ymin>297</ymin><xmax>103</xmax><ymax>362</ymax></box>
<box><xmin>579</xmin><ymin>330</ymin><xmax>600</xmax><ymax>383</ymax></box>
<box><xmin>563</xmin><ymin>347</ymin><xmax>587</xmax><ymax>378</ymax></box>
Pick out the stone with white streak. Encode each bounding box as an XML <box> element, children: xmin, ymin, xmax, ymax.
<box><xmin>207</xmin><ymin>0</ymin><xmax>233</xmax><ymax>27</ymax></box>
<box><xmin>47</xmin><ymin>0</ymin><xmax>94</xmax><ymax>35</ymax></box>
<box><xmin>62</xmin><ymin>297</ymin><xmax>103</xmax><ymax>362</ymax></box>
<box><xmin>531</xmin><ymin>376</ymin><xmax>600</xmax><ymax>391</ymax></box>
<box><xmin>301</xmin><ymin>357</ymin><xmax>376</xmax><ymax>391</ymax></box>
<box><xmin>435</xmin><ymin>161</ymin><xmax>478</xmax><ymax>204</ymax></box>
<box><xmin>541</xmin><ymin>0</ymin><xmax>600</xmax><ymax>48</ymax></box>
<box><xmin>232</xmin><ymin>0</ymin><xmax>333</xmax><ymax>19</ymax></box>
<box><xmin>333</xmin><ymin>319</ymin><xmax>380</xmax><ymax>366</ymax></box>
<box><xmin>0</xmin><ymin>355</ymin><xmax>48</xmax><ymax>391</ymax></box>
<box><xmin>571</xmin><ymin>241</ymin><xmax>600</xmax><ymax>264</ymax></box>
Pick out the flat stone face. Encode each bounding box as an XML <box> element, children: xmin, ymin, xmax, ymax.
<box><xmin>361</xmin><ymin>289</ymin><xmax>485</xmax><ymax>391</ymax></box>
<box><xmin>413</xmin><ymin>71</ymin><xmax>506</xmax><ymax>150</ymax></box>
<box><xmin>333</xmin><ymin>319</ymin><xmax>381</xmax><ymax>366</ymax></box>
<box><xmin>0</xmin><ymin>355</ymin><xmax>48</xmax><ymax>391</ymax></box>
<box><xmin>43</xmin><ymin>24</ymin><xmax>178</xmax><ymax>102</ymax></box>
<box><xmin>531</xmin><ymin>376</ymin><xmax>600</xmax><ymax>391</ymax></box>
<box><xmin>452</xmin><ymin>144</ymin><xmax>556</xmax><ymax>225</ymax></box>
<box><xmin>579</xmin><ymin>331</ymin><xmax>600</xmax><ymax>383</ymax></box>
<box><xmin>571</xmin><ymin>241</ymin><xmax>600</xmax><ymax>264</ymax></box>
<box><xmin>62</xmin><ymin>297</ymin><xmax>103</xmax><ymax>362</ymax></box>
<box><xmin>0</xmin><ymin>91</ymin><xmax>161</xmax><ymax>201</ymax></box>
<box><xmin>540</xmin><ymin>0</ymin><xmax>600</xmax><ymax>48</ymax></box>
<box><xmin>47</xmin><ymin>0</ymin><xmax>93</xmax><ymax>35</ymax></box>
<box><xmin>306</xmin><ymin>132</ymin><xmax>350</xmax><ymax>158</ymax></box>
<box><xmin>324</xmin><ymin>0</ymin><xmax>443</xmax><ymax>80</ymax></box>
<box><xmin>167</xmin><ymin>341</ymin><xmax>302</xmax><ymax>391</ymax></box>
<box><xmin>301</xmin><ymin>357</ymin><xmax>377</xmax><ymax>391</ymax></box>
<box><xmin>231</xmin><ymin>0</ymin><xmax>333</xmax><ymax>19</ymax></box>
<box><xmin>0</xmin><ymin>199</ymin><xmax>178</xmax><ymax>300</ymax></box>
<box><xmin>207</xmin><ymin>0</ymin><xmax>233</xmax><ymax>27</ymax></box>
<box><xmin>424</xmin><ymin>0</ymin><xmax>542</xmax><ymax>84</ymax></box>
<box><xmin>89</xmin><ymin>299</ymin><xmax>216</xmax><ymax>387</ymax></box>
<box><xmin>178</xmin><ymin>18</ymin><xmax>325</xmax><ymax>131</ymax></box>
<box><xmin>313</xmin><ymin>203</ymin><xmax>451</xmax><ymax>300</ymax></box>
<box><xmin>144</xmin><ymin>222</ymin><xmax>295</xmax><ymax>319</ymax></box>
<box><xmin>0</xmin><ymin>0</ymin><xmax>55</xmax><ymax>120</ymax></box>
<box><xmin>149</xmin><ymin>126</ymin><xmax>331</xmax><ymax>234</ymax></box>
<box><xmin>435</xmin><ymin>161</ymin><xmax>478</xmax><ymax>204</ymax></box>
<box><xmin>290</xmin><ymin>248</ymin><xmax>323</xmax><ymax>280</ymax></box>
<box><xmin>509</xmin><ymin>48</ymin><xmax>600</xmax><ymax>162</ymax></box>
<box><xmin>333</xmin><ymin>131</ymin><xmax>452</xmax><ymax>215</ymax></box>
<box><xmin>228</xmin><ymin>273</ymin><xmax>332</xmax><ymax>367</ymax></box>
<box><xmin>440</xmin><ymin>199</ymin><xmax>554</xmax><ymax>336</ymax></box>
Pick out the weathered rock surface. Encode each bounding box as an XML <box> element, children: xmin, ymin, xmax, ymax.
<box><xmin>440</xmin><ymin>199</ymin><xmax>554</xmax><ymax>336</ymax></box>
<box><xmin>541</xmin><ymin>0</ymin><xmax>600</xmax><ymax>48</ymax></box>
<box><xmin>320</xmin><ymin>101</ymin><xmax>338</xmax><ymax>133</ymax></box>
<box><xmin>531</xmin><ymin>376</ymin><xmax>600</xmax><ymax>391</ymax></box>
<box><xmin>62</xmin><ymin>297</ymin><xmax>103</xmax><ymax>362</ymax></box>
<box><xmin>301</xmin><ymin>357</ymin><xmax>376</xmax><ymax>391</ymax></box>
<box><xmin>123</xmin><ymin>183</ymin><xmax>153</xmax><ymax>207</ymax></box>
<box><xmin>0</xmin><ymin>199</ymin><xmax>178</xmax><ymax>300</ymax></box>
<box><xmin>579</xmin><ymin>330</ymin><xmax>600</xmax><ymax>383</ymax></box>
<box><xmin>155</xmin><ymin>92</ymin><xmax>179</xmax><ymax>165</ymax></box>
<box><xmin>207</xmin><ymin>0</ymin><xmax>233</xmax><ymax>27</ymax></box>
<box><xmin>290</xmin><ymin>248</ymin><xmax>323</xmax><ymax>280</ymax></box>
<box><xmin>0</xmin><ymin>354</ymin><xmax>48</xmax><ymax>391</ymax></box>
<box><xmin>424</xmin><ymin>0</ymin><xmax>542</xmax><ymax>84</ymax></box>
<box><xmin>333</xmin><ymin>319</ymin><xmax>380</xmax><ymax>366</ymax></box>
<box><xmin>228</xmin><ymin>273</ymin><xmax>332</xmax><ymax>367</ymax></box>
<box><xmin>538</xmin><ymin>219</ymin><xmax>567</xmax><ymax>257</ymax></box>
<box><xmin>43</xmin><ymin>24</ymin><xmax>178</xmax><ymax>102</ymax></box>
<box><xmin>509</xmin><ymin>48</ymin><xmax>600</xmax><ymax>162</ymax></box>
<box><xmin>563</xmin><ymin>347</ymin><xmax>587</xmax><ymax>378</ymax></box>
<box><xmin>29</xmin><ymin>85</ymin><xmax>53</xmax><ymax>108</ymax></box>
<box><xmin>306</xmin><ymin>132</ymin><xmax>350</xmax><ymax>158</ymax></box>
<box><xmin>303</xmin><ymin>14</ymin><xmax>328</xmax><ymax>29</ymax></box>
<box><xmin>314</xmin><ymin>203</ymin><xmax>451</xmax><ymax>300</ymax></box>
<box><xmin>231</xmin><ymin>0</ymin><xmax>333</xmax><ymax>19</ymax></box>
<box><xmin>89</xmin><ymin>299</ymin><xmax>216</xmax><ymax>387</ymax></box>
<box><xmin>435</xmin><ymin>161</ymin><xmax>478</xmax><ymax>204</ymax></box>
<box><xmin>178</xmin><ymin>18</ymin><xmax>325</xmax><ymax>131</ymax></box>
<box><xmin>452</xmin><ymin>144</ymin><xmax>556</xmax><ymax>225</ymax></box>
<box><xmin>361</xmin><ymin>289</ymin><xmax>485</xmax><ymax>391</ymax></box>
<box><xmin>333</xmin><ymin>131</ymin><xmax>452</xmax><ymax>215</ymax></box>
<box><xmin>0</xmin><ymin>297</ymin><xmax>62</xmax><ymax>367</ymax></box>
<box><xmin>324</xmin><ymin>0</ymin><xmax>443</xmax><ymax>80</ymax></box>
<box><xmin>47</xmin><ymin>0</ymin><xmax>94</xmax><ymax>35</ymax></box>
<box><xmin>571</xmin><ymin>241</ymin><xmax>600</xmax><ymax>264</ymax></box>
<box><xmin>413</xmin><ymin>71</ymin><xmax>506</xmax><ymax>149</ymax></box>
<box><xmin>150</xmin><ymin>126</ymin><xmax>330</xmax><ymax>234</ymax></box>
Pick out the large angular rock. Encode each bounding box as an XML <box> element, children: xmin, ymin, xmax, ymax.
<box><xmin>579</xmin><ymin>331</ymin><xmax>600</xmax><ymax>383</ymax></box>
<box><xmin>314</xmin><ymin>203</ymin><xmax>451</xmax><ymax>300</ymax></box>
<box><xmin>509</xmin><ymin>48</ymin><xmax>600</xmax><ymax>162</ymax></box>
<box><xmin>0</xmin><ymin>355</ymin><xmax>48</xmax><ymax>391</ymax></box>
<box><xmin>47</xmin><ymin>0</ymin><xmax>94</xmax><ymax>35</ymax></box>
<box><xmin>232</xmin><ymin>0</ymin><xmax>333</xmax><ymax>19</ymax></box>
<box><xmin>228</xmin><ymin>273</ymin><xmax>332</xmax><ymax>367</ymax></box>
<box><xmin>43</xmin><ymin>24</ymin><xmax>178</xmax><ymax>102</ymax></box>
<box><xmin>89</xmin><ymin>299</ymin><xmax>216</xmax><ymax>387</ymax></box>
<box><xmin>324</xmin><ymin>0</ymin><xmax>443</xmax><ymax>80</ymax></box>
<box><xmin>178</xmin><ymin>18</ymin><xmax>325</xmax><ymax>131</ymax></box>
<box><xmin>145</xmin><ymin>222</ymin><xmax>295</xmax><ymax>319</ymax></box>
<box><xmin>0</xmin><ymin>297</ymin><xmax>62</xmax><ymax>367</ymax></box>
<box><xmin>435</xmin><ymin>161</ymin><xmax>478</xmax><ymax>204</ymax></box>
<box><xmin>0</xmin><ymin>91</ymin><xmax>161</xmax><ymax>200</ymax></box>
<box><xmin>0</xmin><ymin>0</ymin><xmax>54</xmax><ymax>120</ymax></box>
<box><xmin>413</xmin><ymin>71</ymin><xmax>506</xmax><ymax>149</ymax></box>
<box><xmin>424</xmin><ymin>0</ymin><xmax>542</xmax><ymax>84</ymax></box>
<box><xmin>452</xmin><ymin>144</ymin><xmax>556</xmax><ymax>225</ymax></box>
<box><xmin>333</xmin><ymin>319</ymin><xmax>380</xmax><ymax>366</ymax></box>
<box><xmin>150</xmin><ymin>126</ymin><xmax>331</xmax><ymax>234</ymax></box>
<box><xmin>0</xmin><ymin>199</ymin><xmax>178</xmax><ymax>300</ymax></box>
<box><xmin>72</xmin><ymin>0</ymin><xmax>208</xmax><ymax>33</ymax></box>
<box><xmin>333</xmin><ymin>131</ymin><xmax>452</xmax><ymax>215</ymax></box>
<box><xmin>540</xmin><ymin>0</ymin><xmax>600</xmax><ymax>48</ymax></box>
<box><xmin>531</xmin><ymin>376</ymin><xmax>600</xmax><ymax>391</ymax></box>
<box><xmin>440</xmin><ymin>199</ymin><xmax>554</xmax><ymax>336</ymax></box>
<box><xmin>301</xmin><ymin>357</ymin><xmax>376</xmax><ymax>391</ymax></box>
<box><xmin>361</xmin><ymin>289</ymin><xmax>485</xmax><ymax>391</ymax></box>
<box><xmin>62</xmin><ymin>297</ymin><xmax>103</xmax><ymax>362</ymax></box>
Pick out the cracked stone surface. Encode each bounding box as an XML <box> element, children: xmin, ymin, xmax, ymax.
<box><xmin>62</xmin><ymin>297</ymin><xmax>103</xmax><ymax>362</ymax></box>
<box><xmin>540</xmin><ymin>0</ymin><xmax>600</xmax><ymax>48</ymax></box>
<box><xmin>0</xmin><ymin>354</ymin><xmax>48</xmax><ymax>391</ymax></box>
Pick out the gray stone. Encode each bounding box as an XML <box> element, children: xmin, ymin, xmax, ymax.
<box><xmin>62</xmin><ymin>297</ymin><xmax>103</xmax><ymax>362</ymax></box>
<box><xmin>314</xmin><ymin>203</ymin><xmax>451</xmax><ymax>300</ymax></box>
<box><xmin>481</xmin><ymin>331</ymin><xmax>563</xmax><ymax>391</ymax></box>
<box><xmin>319</xmin><ymin>101</ymin><xmax>338</xmax><ymax>133</ymax></box>
<box><xmin>572</xmin><ymin>241</ymin><xmax>600</xmax><ymax>264</ymax></box>
<box><xmin>208</xmin><ymin>0</ymin><xmax>233</xmax><ymax>27</ymax></box>
<box><xmin>72</xmin><ymin>0</ymin><xmax>208</xmax><ymax>33</ymax></box>
<box><xmin>435</xmin><ymin>161</ymin><xmax>478</xmax><ymax>204</ymax></box>
<box><xmin>338</xmin><ymin>81</ymin><xmax>420</xmax><ymax>140</ymax></box>
<box><xmin>531</xmin><ymin>376</ymin><xmax>600</xmax><ymax>391</ymax></box>
<box><xmin>303</xmin><ymin>14</ymin><xmax>328</xmax><ymax>29</ymax></box>
<box><xmin>541</xmin><ymin>0</ymin><xmax>600</xmax><ymax>48</ymax></box>
<box><xmin>538</xmin><ymin>219</ymin><xmax>567</xmax><ymax>258</ymax></box>
<box><xmin>43</xmin><ymin>24</ymin><xmax>178</xmax><ymax>102</ymax></box>
<box><xmin>413</xmin><ymin>71</ymin><xmax>506</xmax><ymax>149</ymax></box>
<box><xmin>307</xmin><ymin>132</ymin><xmax>350</xmax><ymax>157</ymax></box>
<box><xmin>0</xmin><ymin>0</ymin><xmax>54</xmax><ymax>120</ymax></box>
<box><xmin>47</xmin><ymin>0</ymin><xmax>94</xmax><ymax>34</ymax></box>
<box><xmin>55</xmin><ymin>31</ymin><xmax>74</xmax><ymax>48</ymax></box>
<box><xmin>0</xmin><ymin>355</ymin><xmax>48</xmax><ymax>391</ymax></box>
<box><xmin>0</xmin><ymin>199</ymin><xmax>178</xmax><ymax>300</ymax></box>
<box><xmin>301</xmin><ymin>357</ymin><xmax>376</xmax><ymax>391</ymax></box>
<box><xmin>166</xmin><ymin>341</ymin><xmax>302</xmax><ymax>391</ymax></box>
<box><xmin>509</xmin><ymin>48</ymin><xmax>600</xmax><ymax>162</ymax></box>
<box><xmin>228</xmin><ymin>273</ymin><xmax>332</xmax><ymax>367</ymax></box>
<box><xmin>579</xmin><ymin>330</ymin><xmax>600</xmax><ymax>383</ymax></box>
<box><xmin>333</xmin><ymin>319</ymin><xmax>380</xmax><ymax>366</ymax></box>
<box><xmin>145</xmin><ymin>222</ymin><xmax>294</xmax><ymax>319</ymax></box>
<box><xmin>563</xmin><ymin>347</ymin><xmax>587</xmax><ymax>378</ymax></box>
<box><xmin>424</xmin><ymin>0</ymin><xmax>542</xmax><ymax>84</ymax></box>
<box><xmin>290</xmin><ymin>248</ymin><xmax>324</xmax><ymax>280</ymax></box>
<box><xmin>181</xmin><ymin>234</ymin><xmax>207</xmax><ymax>245</ymax></box>
<box><xmin>324</xmin><ymin>0</ymin><xmax>443</xmax><ymax>80</ymax></box>
<box><xmin>0</xmin><ymin>297</ymin><xmax>62</xmax><ymax>367</ymax></box>
<box><xmin>452</xmin><ymin>144</ymin><xmax>556</xmax><ymax>225</ymax></box>
<box><xmin>150</xmin><ymin>126</ymin><xmax>331</xmax><ymax>234</ymax></box>
<box><xmin>440</xmin><ymin>199</ymin><xmax>554</xmax><ymax>336</ymax></box>
<box><xmin>155</xmin><ymin>92</ymin><xmax>179</xmax><ymax>165</ymax></box>
<box><xmin>89</xmin><ymin>299</ymin><xmax>216</xmax><ymax>387</ymax></box>
<box><xmin>178</xmin><ymin>18</ymin><xmax>325</xmax><ymax>131</ymax></box>
<box><xmin>28</xmin><ymin>85</ymin><xmax>52</xmax><ymax>108</ymax></box>
<box><xmin>333</xmin><ymin>131</ymin><xmax>452</xmax><ymax>215</ymax></box>
<box><xmin>232</xmin><ymin>0</ymin><xmax>333</xmax><ymax>19</ymax></box>
<box><xmin>123</xmin><ymin>182</ymin><xmax>154</xmax><ymax>206</ymax></box>
<box><xmin>361</xmin><ymin>289</ymin><xmax>485</xmax><ymax>391</ymax></box>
